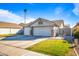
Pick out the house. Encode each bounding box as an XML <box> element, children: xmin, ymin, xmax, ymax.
<box><xmin>72</xmin><ymin>22</ymin><xmax>79</xmax><ymax>34</ymax></box>
<box><xmin>0</xmin><ymin>22</ymin><xmax>22</xmax><ymax>34</ymax></box>
<box><xmin>73</xmin><ymin>23</ymin><xmax>79</xmax><ymax>31</ymax></box>
<box><xmin>24</xmin><ymin>18</ymin><xmax>71</xmax><ymax>37</ymax></box>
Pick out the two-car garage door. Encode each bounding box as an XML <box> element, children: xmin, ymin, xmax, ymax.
<box><xmin>33</xmin><ymin>27</ymin><xmax>52</xmax><ymax>36</ymax></box>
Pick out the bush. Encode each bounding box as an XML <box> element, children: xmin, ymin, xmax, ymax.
<box><xmin>26</xmin><ymin>40</ymin><xmax>70</xmax><ymax>56</ymax></box>
<box><xmin>0</xmin><ymin>34</ymin><xmax>15</xmax><ymax>37</ymax></box>
<box><xmin>73</xmin><ymin>32</ymin><xmax>79</xmax><ymax>39</ymax></box>
<box><xmin>73</xmin><ymin>26</ymin><xmax>79</xmax><ymax>44</ymax></box>
<box><xmin>73</xmin><ymin>25</ymin><xmax>79</xmax><ymax>39</ymax></box>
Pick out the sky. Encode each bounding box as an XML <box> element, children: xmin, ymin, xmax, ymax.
<box><xmin>0</xmin><ymin>3</ymin><xmax>79</xmax><ymax>27</ymax></box>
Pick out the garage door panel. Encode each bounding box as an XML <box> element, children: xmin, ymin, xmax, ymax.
<box><xmin>33</xmin><ymin>27</ymin><xmax>51</xmax><ymax>36</ymax></box>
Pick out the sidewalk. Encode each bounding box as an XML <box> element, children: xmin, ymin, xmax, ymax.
<box><xmin>74</xmin><ymin>46</ymin><xmax>79</xmax><ymax>56</ymax></box>
<box><xmin>0</xmin><ymin>43</ymin><xmax>47</xmax><ymax>56</ymax></box>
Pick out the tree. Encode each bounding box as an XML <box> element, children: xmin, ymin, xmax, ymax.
<box><xmin>73</xmin><ymin>23</ymin><xmax>79</xmax><ymax>44</ymax></box>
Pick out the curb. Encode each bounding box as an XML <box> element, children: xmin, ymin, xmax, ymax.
<box><xmin>74</xmin><ymin>48</ymin><xmax>79</xmax><ymax>56</ymax></box>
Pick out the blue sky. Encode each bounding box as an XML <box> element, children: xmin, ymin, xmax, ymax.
<box><xmin>0</xmin><ymin>3</ymin><xmax>79</xmax><ymax>27</ymax></box>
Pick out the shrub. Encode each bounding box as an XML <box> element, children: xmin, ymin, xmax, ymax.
<box><xmin>73</xmin><ymin>31</ymin><xmax>79</xmax><ymax>39</ymax></box>
<box><xmin>26</xmin><ymin>40</ymin><xmax>70</xmax><ymax>56</ymax></box>
<box><xmin>0</xmin><ymin>34</ymin><xmax>15</xmax><ymax>37</ymax></box>
<box><xmin>73</xmin><ymin>25</ymin><xmax>79</xmax><ymax>39</ymax></box>
<box><xmin>73</xmin><ymin>25</ymin><xmax>79</xmax><ymax>44</ymax></box>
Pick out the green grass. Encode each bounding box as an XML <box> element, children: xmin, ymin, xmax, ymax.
<box><xmin>26</xmin><ymin>39</ymin><xmax>71</xmax><ymax>56</ymax></box>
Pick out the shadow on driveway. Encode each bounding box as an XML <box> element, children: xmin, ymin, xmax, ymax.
<box><xmin>1</xmin><ymin>35</ymin><xmax>49</xmax><ymax>40</ymax></box>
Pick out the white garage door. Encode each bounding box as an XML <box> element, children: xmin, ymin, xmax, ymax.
<box><xmin>33</xmin><ymin>27</ymin><xmax>51</xmax><ymax>36</ymax></box>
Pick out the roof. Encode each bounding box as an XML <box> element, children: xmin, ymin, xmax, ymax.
<box><xmin>73</xmin><ymin>22</ymin><xmax>79</xmax><ymax>30</ymax></box>
<box><xmin>26</xmin><ymin>18</ymin><xmax>59</xmax><ymax>27</ymax></box>
<box><xmin>74</xmin><ymin>22</ymin><xmax>79</xmax><ymax>27</ymax></box>
<box><xmin>19</xmin><ymin>23</ymin><xmax>26</xmax><ymax>27</ymax></box>
<box><xmin>52</xmin><ymin>20</ymin><xmax>64</xmax><ymax>26</ymax></box>
<box><xmin>0</xmin><ymin>22</ymin><xmax>22</xmax><ymax>29</ymax></box>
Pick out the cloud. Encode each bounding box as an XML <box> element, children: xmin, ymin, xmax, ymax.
<box><xmin>26</xmin><ymin>17</ymin><xmax>35</xmax><ymax>23</ymax></box>
<box><xmin>54</xmin><ymin>7</ymin><xmax>63</xmax><ymax>15</ymax></box>
<box><xmin>73</xmin><ymin>3</ymin><xmax>79</xmax><ymax>17</ymax></box>
<box><xmin>53</xmin><ymin>7</ymin><xmax>64</xmax><ymax>19</ymax></box>
<box><xmin>0</xmin><ymin>9</ymin><xmax>35</xmax><ymax>24</ymax></box>
<box><xmin>0</xmin><ymin>9</ymin><xmax>23</xmax><ymax>23</ymax></box>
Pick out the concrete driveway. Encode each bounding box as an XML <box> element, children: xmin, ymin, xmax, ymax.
<box><xmin>0</xmin><ymin>35</ymin><xmax>49</xmax><ymax>56</ymax></box>
<box><xmin>0</xmin><ymin>41</ymin><xmax>33</xmax><ymax>48</ymax></box>
<box><xmin>0</xmin><ymin>43</ymin><xmax>47</xmax><ymax>56</ymax></box>
<box><xmin>0</xmin><ymin>35</ymin><xmax>49</xmax><ymax>48</ymax></box>
<box><xmin>1</xmin><ymin>35</ymin><xmax>48</xmax><ymax>40</ymax></box>
<box><xmin>0</xmin><ymin>39</ymin><xmax>48</xmax><ymax>48</ymax></box>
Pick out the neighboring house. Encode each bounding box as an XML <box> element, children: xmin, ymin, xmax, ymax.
<box><xmin>0</xmin><ymin>22</ymin><xmax>22</xmax><ymax>34</ymax></box>
<box><xmin>72</xmin><ymin>22</ymin><xmax>79</xmax><ymax>35</ymax></box>
<box><xmin>24</xmin><ymin>18</ymin><xmax>72</xmax><ymax>37</ymax></box>
<box><xmin>73</xmin><ymin>22</ymin><xmax>79</xmax><ymax>31</ymax></box>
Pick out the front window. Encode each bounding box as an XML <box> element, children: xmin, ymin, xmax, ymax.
<box><xmin>38</xmin><ymin>20</ymin><xmax>43</xmax><ymax>24</ymax></box>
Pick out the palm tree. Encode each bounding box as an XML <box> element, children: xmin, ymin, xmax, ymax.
<box><xmin>23</xmin><ymin>9</ymin><xmax>27</xmax><ymax>35</ymax></box>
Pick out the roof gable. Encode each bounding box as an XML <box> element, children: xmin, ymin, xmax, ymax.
<box><xmin>52</xmin><ymin>20</ymin><xmax>64</xmax><ymax>27</ymax></box>
<box><xmin>25</xmin><ymin>18</ymin><xmax>65</xmax><ymax>27</ymax></box>
<box><xmin>26</xmin><ymin>18</ymin><xmax>58</xmax><ymax>27</ymax></box>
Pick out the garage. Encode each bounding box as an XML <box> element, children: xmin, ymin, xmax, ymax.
<box><xmin>24</xmin><ymin>18</ymin><xmax>63</xmax><ymax>37</ymax></box>
<box><xmin>33</xmin><ymin>27</ymin><xmax>52</xmax><ymax>36</ymax></box>
<box><xmin>24</xmin><ymin>27</ymin><xmax>31</xmax><ymax>35</ymax></box>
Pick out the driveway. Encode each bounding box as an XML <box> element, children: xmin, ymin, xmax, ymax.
<box><xmin>0</xmin><ymin>43</ymin><xmax>47</xmax><ymax>56</ymax></box>
<box><xmin>1</xmin><ymin>35</ymin><xmax>49</xmax><ymax>40</ymax></box>
<box><xmin>0</xmin><ymin>41</ymin><xmax>33</xmax><ymax>48</ymax></box>
<box><xmin>0</xmin><ymin>35</ymin><xmax>49</xmax><ymax>48</ymax></box>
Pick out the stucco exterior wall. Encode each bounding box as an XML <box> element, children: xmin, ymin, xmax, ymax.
<box><xmin>10</xmin><ymin>29</ymin><xmax>21</xmax><ymax>34</ymax></box>
<box><xmin>63</xmin><ymin>28</ymin><xmax>71</xmax><ymax>36</ymax></box>
<box><xmin>31</xmin><ymin>21</ymin><xmax>53</xmax><ymax>26</ymax></box>
<box><xmin>24</xmin><ymin>27</ymin><xmax>31</xmax><ymax>35</ymax></box>
<box><xmin>0</xmin><ymin>28</ymin><xmax>21</xmax><ymax>34</ymax></box>
<box><xmin>59</xmin><ymin>28</ymin><xmax>71</xmax><ymax>36</ymax></box>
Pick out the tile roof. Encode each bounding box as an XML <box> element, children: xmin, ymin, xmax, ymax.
<box><xmin>0</xmin><ymin>22</ymin><xmax>22</xmax><ymax>29</ymax></box>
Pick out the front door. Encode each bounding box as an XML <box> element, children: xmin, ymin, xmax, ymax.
<box><xmin>30</xmin><ymin>27</ymin><xmax>33</xmax><ymax>36</ymax></box>
<box><xmin>51</xmin><ymin>30</ymin><xmax>56</xmax><ymax>37</ymax></box>
<box><xmin>51</xmin><ymin>30</ymin><xmax>54</xmax><ymax>37</ymax></box>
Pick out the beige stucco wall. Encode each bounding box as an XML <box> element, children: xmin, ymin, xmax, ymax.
<box><xmin>31</xmin><ymin>21</ymin><xmax>53</xmax><ymax>26</ymax></box>
<box><xmin>10</xmin><ymin>28</ymin><xmax>21</xmax><ymax>34</ymax></box>
<box><xmin>24</xmin><ymin>27</ymin><xmax>31</xmax><ymax>35</ymax></box>
<box><xmin>59</xmin><ymin>28</ymin><xmax>71</xmax><ymax>36</ymax></box>
<box><xmin>0</xmin><ymin>28</ymin><xmax>21</xmax><ymax>34</ymax></box>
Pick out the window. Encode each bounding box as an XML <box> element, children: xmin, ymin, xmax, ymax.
<box><xmin>38</xmin><ymin>20</ymin><xmax>43</xmax><ymax>24</ymax></box>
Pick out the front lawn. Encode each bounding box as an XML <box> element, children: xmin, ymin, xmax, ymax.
<box><xmin>26</xmin><ymin>39</ymin><xmax>71</xmax><ymax>56</ymax></box>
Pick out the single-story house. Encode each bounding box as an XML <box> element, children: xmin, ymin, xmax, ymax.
<box><xmin>0</xmin><ymin>22</ymin><xmax>22</xmax><ymax>34</ymax></box>
<box><xmin>24</xmin><ymin>18</ymin><xmax>72</xmax><ymax>37</ymax></box>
